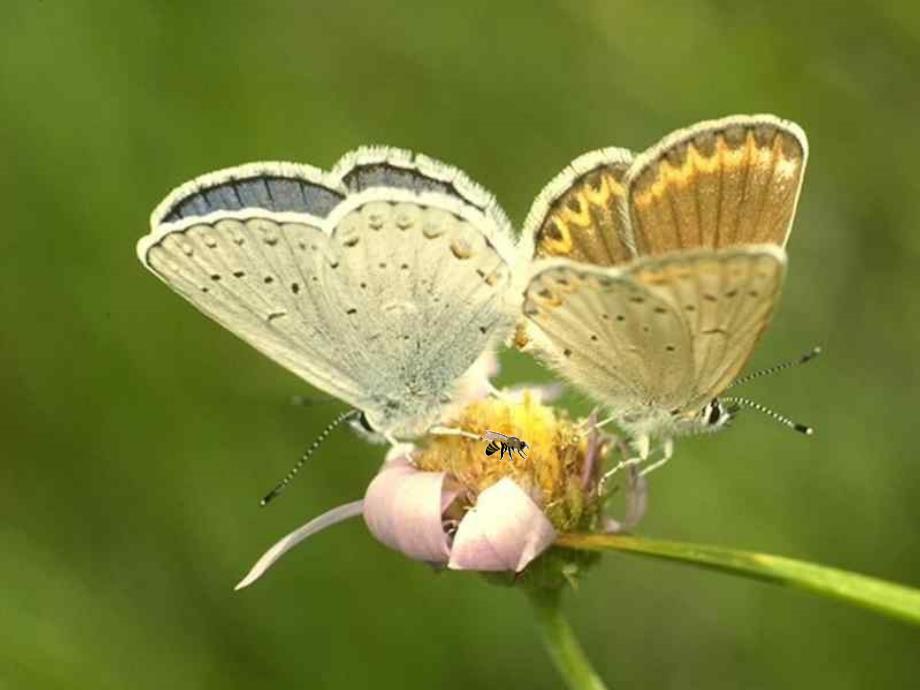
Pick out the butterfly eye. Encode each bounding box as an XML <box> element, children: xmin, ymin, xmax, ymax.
<box><xmin>358</xmin><ymin>412</ymin><xmax>375</xmax><ymax>432</ymax></box>
<box><xmin>706</xmin><ymin>399</ymin><xmax>723</xmax><ymax>426</ymax></box>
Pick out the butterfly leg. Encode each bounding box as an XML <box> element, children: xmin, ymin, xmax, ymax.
<box><xmin>428</xmin><ymin>425</ymin><xmax>481</xmax><ymax>441</ymax></box>
<box><xmin>576</xmin><ymin>412</ymin><xmax>617</xmax><ymax>434</ymax></box>
<box><xmin>639</xmin><ymin>438</ymin><xmax>674</xmax><ymax>477</ymax></box>
<box><xmin>598</xmin><ymin>434</ymin><xmax>650</xmax><ymax>493</ymax></box>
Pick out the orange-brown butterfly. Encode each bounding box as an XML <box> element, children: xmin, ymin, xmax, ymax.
<box><xmin>519</xmin><ymin>115</ymin><xmax>815</xmax><ymax>478</ymax></box>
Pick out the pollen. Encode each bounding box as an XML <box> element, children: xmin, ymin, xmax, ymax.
<box><xmin>415</xmin><ymin>393</ymin><xmax>604</xmax><ymax>532</ymax></box>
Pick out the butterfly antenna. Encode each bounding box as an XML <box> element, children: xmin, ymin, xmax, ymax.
<box><xmin>728</xmin><ymin>346</ymin><xmax>822</xmax><ymax>390</ymax></box>
<box><xmin>260</xmin><ymin>409</ymin><xmax>360</xmax><ymax>506</ymax></box>
<box><xmin>289</xmin><ymin>394</ymin><xmax>335</xmax><ymax>408</ymax></box>
<box><xmin>722</xmin><ymin>396</ymin><xmax>813</xmax><ymax>436</ymax></box>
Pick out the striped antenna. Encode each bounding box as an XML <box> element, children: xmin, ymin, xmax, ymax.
<box><xmin>260</xmin><ymin>409</ymin><xmax>360</xmax><ymax>506</ymax></box>
<box><xmin>289</xmin><ymin>394</ymin><xmax>336</xmax><ymax>408</ymax></box>
<box><xmin>723</xmin><ymin>396</ymin><xmax>813</xmax><ymax>435</ymax></box>
<box><xmin>729</xmin><ymin>346</ymin><xmax>821</xmax><ymax>389</ymax></box>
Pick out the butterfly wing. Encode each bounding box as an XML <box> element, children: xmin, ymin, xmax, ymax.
<box><xmin>633</xmin><ymin>246</ymin><xmax>788</xmax><ymax>411</ymax></box>
<box><xmin>625</xmin><ymin>115</ymin><xmax>807</xmax><ymax>255</ymax></box>
<box><xmin>322</xmin><ymin>191</ymin><xmax>516</xmax><ymax>435</ymax></box>
<box><xmin>523</xmin><ymin>259</ymin><xmax>695</xmax><ymax>413</ymax></box>
<box><xmin>139</xmin><ymin>149</ymin><xmax>518</xmax><ymax>437</ymax></box>
<box><xmin>523</xmin><ymin>148</ymin><xmax>636</xmax><ymax>266</ymax></box>
<box><xmin>522</xmin><ymin>246</ymin><xmax>786</xmax><ymax>416</ymax></box>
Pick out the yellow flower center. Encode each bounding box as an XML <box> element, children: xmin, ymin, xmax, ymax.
<box><xmin>415</xmin><ymin>392</ymin><xmax>603</xmax><ymax>532</ymax></box>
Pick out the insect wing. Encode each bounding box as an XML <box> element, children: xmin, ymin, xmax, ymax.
<box><xmin>625</xmin><ymin>115</ymin><xmax>807</xmax><ymax>255</ymax></box>
<box><xmin>522</xmin><ymin>245</ymin><xmax>786</xmax><ymax>415</ymax></box>
<box><xmin>139</xmin><ymin>148</ymin><xmax>520</xmax><ymax>437</ymax></box>
<box><xmin>524</xmin><ymin>147</ymin><xmax>635</xmax><ymax>266</ymax></box>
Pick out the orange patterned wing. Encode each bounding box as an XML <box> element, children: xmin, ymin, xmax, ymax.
<box><xmin>625</xmin><ymin>115</ymin><xmax>807</xmax><ymax>256</ymax></box>
<box><xmin>524</xmin><ymin>148</ymin><xmax>637</xmax><ymax>266</ymax></box>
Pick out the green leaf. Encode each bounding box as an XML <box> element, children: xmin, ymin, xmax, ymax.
<box><xmin>555</xmin><ymin>533</ymin><xmax>920</xmax><ymax>625</ymax></box>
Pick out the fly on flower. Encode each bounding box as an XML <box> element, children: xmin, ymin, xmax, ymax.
<box><xmin>482</xmin><ymin>430</ymin><xmax>529</xmax><ymax>461</ymax></box>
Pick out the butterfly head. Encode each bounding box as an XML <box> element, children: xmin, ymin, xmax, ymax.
<box><xmin>693</xmin><ymin>398</ymin><xmax>737</xmax><ymax>434</ymax></box>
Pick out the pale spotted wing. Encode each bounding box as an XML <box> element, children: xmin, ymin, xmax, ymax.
<box><xmin>522</xmin><ymin>246</ymin><xmax>786</xmax><ymax>415</ymax></box>
<box><xmin>138</xmin><ymin>148</ymin><xmax>519</xmax><ymax>438</ymax></box>
<box><xmin>523</xmin><ymin>260</ymin><xmax>695</xmax><ymax>414</ymax></box>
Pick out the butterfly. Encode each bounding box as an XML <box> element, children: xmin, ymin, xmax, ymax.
<box><xmin>518</xmin><ymin>115</ymin><xmax>810</xmax><ymax>476</ymax></box>
<box><xmin>138</xmin><ymin>147</ymin><xmax>521</xmax><ymax>446</ymax></box>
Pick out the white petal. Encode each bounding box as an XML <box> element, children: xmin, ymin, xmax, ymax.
<box><xmin>235</xmin><ymin>500</ymin><xmax>364</xmax><ymax>590</ymax></box>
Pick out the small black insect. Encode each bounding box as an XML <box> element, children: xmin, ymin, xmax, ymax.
<box><xmin>482</xmin><ymin>430</ymin><xmax>529</xmax><ymax>461</ymax></box>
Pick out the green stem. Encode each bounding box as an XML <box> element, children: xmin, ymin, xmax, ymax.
<box><xmin>528</xmin><ymin>588</ymin><xmax>609</xmax><ymax>690</ymax></box>
<box><xmin>556</xmin><ymin>533</ymin><xmax>920</xmax><ymax>625</ymax></box>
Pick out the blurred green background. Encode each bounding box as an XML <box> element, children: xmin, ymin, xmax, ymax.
<box><xmin>3</xmin><ymin>1</ymin><xmax>919</xmax><ymax>688</ymax></box>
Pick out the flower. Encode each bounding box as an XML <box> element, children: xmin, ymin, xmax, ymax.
<box><xmin>236</xmin><ymin>392</ymin><xmax>647</xmax><ymax>590</ymax></box>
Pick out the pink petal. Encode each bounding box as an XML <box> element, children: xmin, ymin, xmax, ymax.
<box><xmin>235</xmin><ymin>500</ymin><xmax>364</xmax><ymax>590</ymax></box>
<box><xmin>363</xmin><ymin>456</ymin><xmax>456</xmax><ymax>565</ymax></box>
<box><xmin>448</xmin><ymin>478</ymin><xmax>556</xmax><ymax>572</ymax></box>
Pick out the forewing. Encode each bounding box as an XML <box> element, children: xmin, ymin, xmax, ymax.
<box><xmin>522</xmin><ymin>260</ymin><xmax>694</xmax><ymax>412</ymax></box>
<box><xmin>625</xmin><ymin>115</ymin><xmax>807</xmax><ymax>255</ymax></box>
<box><xmin>523</xmin><ymin>148</ymin><xmax>636</xmax><ymax>266</ymax></box>
<box><xmin>630</xmin><ymin>246</ymin><xmax>787</xmax><ymax>410</ymax></box>
<box><xmin>142</xmin><ymin>216</ymin><xmax>366</xmax><ymax>406</ymax></box>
